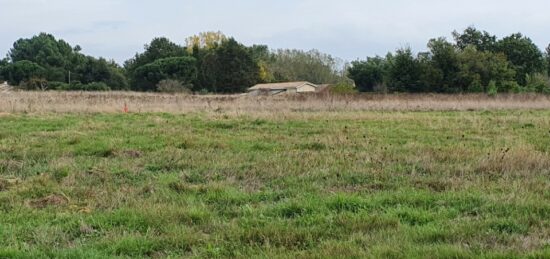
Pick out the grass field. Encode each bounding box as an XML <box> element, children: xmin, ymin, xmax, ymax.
<box><xmin>1</xmin><ymin>101</ymin><xmax>550</xmax><ymax>257</ymax></box>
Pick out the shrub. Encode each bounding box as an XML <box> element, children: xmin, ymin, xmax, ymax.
<box><xmin>58</xmin><ymin>82</ymin><xmax>110</xmax><ymax>91</ymax></box>
<box><xmin>467</xmin><ymin>79</ymin><xmax>484</xmax><ymax>93</ymax></box>
<box><xmin>487</xmin><ymin>80</ymin><xmax>497</xmax><ymax>96</ymax></box>
<box><xmin>500</xmin><ymin>81</ymin><xmax>521</xmax><ymax>93</ymax></box>
<box><xmin>373</xmin><ymin>83</ymin><xmax>388</xmax><ymax>93</ymax></box>
<box><xmin>156</xmin><ymin>79</ymin><xmax>192</xmax><ymax>94</ymax></box>
<box><xmin>197</xmin><ymin>89</ymin><xmax>210</xmax><ymax>95</ymax></box>
<box><xmin>330</xmin><ymin>82</ymin><xmax>358</xmax><ymax>94</ymax></box>
<box><xmin>526</xmin><ymin>73</ymin><xmax>550</xmax><ymax>93</ymax></box>
<box><xmin>47</xmin><ymin>81</ymin><xmax>70</xmax><ymax>90</ymax></box>
<box><xmin>18</xmin><ymin>77</ymin><xmax>49</xmax><ymax>91</ymax></box>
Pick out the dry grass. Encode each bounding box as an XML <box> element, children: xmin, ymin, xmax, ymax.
<box><xmin>1</xmin><ymin>91</ymin><xmax>550</xmax><ymax>114</ymax></box>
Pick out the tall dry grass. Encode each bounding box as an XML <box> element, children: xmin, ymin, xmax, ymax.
<box><xmin>1</xmin><ymin>91</ymin><xmax>550</xmax><ymax>114</ymax></box>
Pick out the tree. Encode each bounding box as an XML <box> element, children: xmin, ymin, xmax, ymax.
<box><xmin>6</xmin><ymin>33</ymin><xmax>128</xmax><ymax>89</ymax></box>
<box><xmin>347</xmin><ymin>57</ymin><xmax>386</xmax><ymax>92</ymax></box>
<box><xmin>1</xmin><ymin>61</ymin><xmax>46</xmax><ymax>85</ymax></box>
<box><xmin>0</xmin><ymin>58</ymin><xmax>7</xmax><ymax>81</ymax></box>
<box><xmin>105</xmin><ymin>61</ymin><xmax>129</xmax><ymax>90</ymax></box>
<box><xmin>495</xmin><ymin>33</ymin><xmax>545</xmax><ymax>85</ymax></box>
<box><xmin>546</xmin><ymin>44</ymin><xmax>550</xmax><ymax>76</ymax></box>
<box><xmin>452</xmin><ymin>26</ymin><xmax>497</xmax><ymax>52</ymax></box>
<box><xmin>133</xmin><ymin>57</ymin><xmax>197</xmax><ymax>91</ymax></box>
<box><xmin>427</xmin><ymin>38</ymin><xmax>461</xmax><ymax>92</ymax></box>
<box><xmin>386</xmin><ymin>48</ymin><xmax>426</xmax><ymax>92</ymax></box>
<box><xmin>76</xmin><ymin>57</ymin><xmax>128</xmax><ymax>90</ymax></box>
<box><xmin>124</xmin><ymin>37</ymin><xmax>187</xmax><ymax>88</ymax></box>
<box><xmin>457</xmin><ymin>46</ymin><xmax>516</xmax><ymax>92</ymax></box>
<box><xmin>247</xmin><ymin>45</ymin><xmax>273</xmax><ymax>82</ymax></box>
<box><xmin>8</xmin><ymin>33</ymin><xmax>77</xmax><ymax>83</ymax></box>
<box><xmin>199</xmin><ymin>38</ymin><xmax>260</xmax><ymax>93</ymax></box>
<box><xmin>9</xmin><ymin>33</ymin><xmax>75</xmax><ymax>67</ymax></box>
<box><xmin>267</xmin><ymin>49</ymin><xmax>344</xmax><ymax>84</ymax></box>
<box><xmin>185</xmin><ymin>31</ymin><xmax>227</xmax><ymax>53</ymax></box>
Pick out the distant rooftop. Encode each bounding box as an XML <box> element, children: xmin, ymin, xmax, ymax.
<box><xmin>248</xmin><ymin>81</ymin><xmax>318</xmax><ymax>91</ymax></box>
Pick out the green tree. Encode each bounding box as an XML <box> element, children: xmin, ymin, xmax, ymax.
<box><xmin>74</xmin><ymin>57</ymin><xmax>127</xmax><ymax>90</ymax></box>
<box><xmin>0</xmin><ymin>58</ymin><xmax>7</xmax><ymax>81</ymax></box>
<box><xmin>427</xmin><ymin>38</ymin><xmax>461</xmax><ymax>92</ymax></box>
<box><xmin>124</xmin><ymin>37</ymin><xmax>187</xmax><ymax>87</ymax></box>
<box><xmin>9</xmin><ymin>33</ymin><xmax>75</xmax><ymax>68</ymax></box>
<box><xmin>347</xmin><ymin>57</ymin><xmax>386</xmax><ymax>92</ymax></box>
<box><xmin>247</xmin><ymin>45</ymin><xmax>273</xmax><ymax>83</ymax></box>
<box><xmin>495</xmin><ymin>33</ymin><xmax>545</xmax><ymax>85</ymax></box>
<box><xmin>8</xmin><ymin>33</ymin><xmax>77</xmax><ymax>83</ymax></box>
<box><xmin>267</xmin><ymin>49</ymin><xmax>343</xmax><ymax>84</ymax></box>
<box><xmin>546</xmin><ymin>44</ymin><xmax>550</xmax><ymax>76</ymax></box>
<box><xmin>133</xmin><ymin>57</ymin><xmax>197</xmax><ymax>91</ymax></box>
<box><xmin>457</xmin><ymin>46</ymin><xmax>516</xmax><ymax>92</ymax></box>
<box><xmin>1</xmin><ymin>60</ymin><xmax>46</xmax><ymax>85</ymax></box>
<box><xmin>6</xmin><ymin>33</ymin><xmax>128</xmax><ymax>89</ymax></box>
<box><xmin>200</xmin><ymin>38</ymin><xmax>260</xmax><ymax>93</ymax></box>
<box><xmin>386</xmin><ymin>48</ymin><xmax>426</xmax><ymax>92</ymax></box>
<box><xmin>452</xmin><ymin>26</ymin><xmax>497</xmax><ymax>52</ymax></box>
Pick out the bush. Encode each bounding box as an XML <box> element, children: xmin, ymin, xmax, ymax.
<box><xmin>526</xmin><ymin>73</ymin><xmax>550</xmax><ymax>93</ymax></box>
<box><xmin>16</xmin><ymin>80</ymin><xmax>112</xmax><ymax>91</ymax></box>
<box><xmin>197</xmin><ymin>89</ymin><xmax>210</xmax><ymax>95</ymax></box>
<box><xmin>47</xmin><ymin>81</ymin><xmax>69</xmax><ymax>90</ymax></box>
<box><xmin>467</xmin><ymin>79</ymin><xmax>484</xmax><ymax>93</ymax></box>
<box><xmin>156</xmin><ymin>79</ymin><xmax>192</xmax><ymax>94</ymax></box>
<box><xmin>373</xmin><ymin>83</ymin><xmax>388</xmax><ymax>93</ymax></box>
<box><xmin>84</xmin><ymin>82</ymin><xmax>110</xmax><ymax>91</ymax></box>
<box><xmin>18</xmin><ymin>77</ymin><xmax>48</xmax><ymax>91</ymax></box>
<box><xmin>487</xmin><ymin>80</ymin><xmax>498</xmax><ymax>96</ymax></box>
<box><xmin>57</xmin><ymin>82</ymin><xmax>110</xmax><ymax>91</ymax></box>
<box><xmin>330</xmin><ymin>82</ymin><xmax>358</xmax><ymax>94</ymax></box>
<box><xmin>499</xmin><ymin>81</ymin><xmax>520</xmax><ymax>93</ymax></box>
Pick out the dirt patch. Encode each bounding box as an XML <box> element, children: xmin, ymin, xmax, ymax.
<box><xmin>28</xmin><ymin>194</ymin><xmax>69</xmax><ymax>209</ymax></box>
<box><xmin>117</xmin><ymin>150</ymin><xmax>143</xmax><ymax>158</ymax></box>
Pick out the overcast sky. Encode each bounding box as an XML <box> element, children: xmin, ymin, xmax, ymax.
<box><xmin>1</xmin><ymin>0</ymin><xmax>549</xmax><ymax>64</ymax></box>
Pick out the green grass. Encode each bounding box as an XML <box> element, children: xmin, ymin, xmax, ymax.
<box><xmin>1</xmin><ymin>111</ymin><xmax>550</xmax><ymax>258</ymax></box>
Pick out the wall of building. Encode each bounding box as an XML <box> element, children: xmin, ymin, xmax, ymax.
<box><xmin>296</xmin><ymin>85</ymin><xmax>316</xmax><ymax>93</ymax></box>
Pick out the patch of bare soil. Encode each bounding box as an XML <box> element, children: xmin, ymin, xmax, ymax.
<box><xmin>28</xmin><ymin>194</ymin><xmax>69</xmax><ymax>209</ymax></box>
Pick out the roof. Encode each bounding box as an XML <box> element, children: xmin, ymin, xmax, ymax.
<box><xmin>248</xmin><ymin>81</ymin><xmax>318</xmax><ymax>91</ymax></box>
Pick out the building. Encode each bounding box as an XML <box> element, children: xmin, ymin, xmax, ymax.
<box><xmin>248</xmin><ymin>81</ymin><xmax>318</xmax><ymax>96</ymax></box>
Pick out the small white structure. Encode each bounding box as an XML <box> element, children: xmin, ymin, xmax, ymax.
<box><xmin>248</xmin><ymin>81</ymin><xmax>318</xmax><ymax>96</ymax></box>
<box><xmin>0</xmin><ymin>81</ymin><xmax>12</xmax><ymax>92</ymax></box>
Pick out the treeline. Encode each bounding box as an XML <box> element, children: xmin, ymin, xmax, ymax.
<box><xmin>348</xmin><ymin>27</ymin><xmax>550</xmax><ymax>94</ymax></box>
<box><xmin>0</xmin><ymin>32</ymin><xmax>344</xmax><ymax>93</ymax></box>
<box><xmin>1</xmin><ymin>28</ymin><xmax>550</xmax><ymax>94</ymax></box>
<box><xmin>0</xmin><ymin>34</ymin><xmax>127</xmax><ymax>91</ymax></box>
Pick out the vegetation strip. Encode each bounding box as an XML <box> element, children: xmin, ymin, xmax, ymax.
<box><xmin>0</xmin><ymin>111</ymin><xmax>549</xmax><ymax>257</ymax></box>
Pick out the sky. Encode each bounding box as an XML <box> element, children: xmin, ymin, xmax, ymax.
<box><xmin>1</xmin><ymin>0</ymin><xmax>549</xmax><ymax>64</ymax></box>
